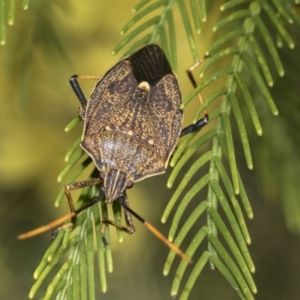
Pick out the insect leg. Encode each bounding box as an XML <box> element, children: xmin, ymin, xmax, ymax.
<box><xmin>180</xmin><ymin>114</ymin><xmax>209</xmax><ymax>137</ymax></box>
<box><xmin>52</xmin><ymin>189</ymin><xmax>105</xmax><ymax>239</ymax></box>
<box><xmin>100</xmin><ymin>198</ymin><xmax>135</xmax><ymax>245</ymax></box>
<box><xmin>100</xmin><ymin>195</ymin><xmax>135</xmax><ymax>244</ymax></box>
<box><xmin>186</xmin><ymin>55</ymin><xmax>210</xmax><ymax>115</ymax></box>
<box><xmin>54</xmin><ymin>178</ymin><xmax>103</xmax><ymax>233</ymax></box>
<box><xmin>181</xmin><ymin>55</ymin><xmax>211</xmax><ymax>137</ymax></box>
<box><xmin>69</xmin><ymin>75</ymin><xmax>102</xmax><ymax>108</ymax></box>
<box><xmin>17</xmin><ymin>178</ymin><xmax>102</xmax><ymax>239</ymax></box>
<box><xmin>120</xmin><ymin>195</ymin><xmax>135</xmax><ymax>233</ymax></box>
<box><xmin>100</xmin><ymin>219</ymin><xmax>134</xmax><ymax>244</ymax></box>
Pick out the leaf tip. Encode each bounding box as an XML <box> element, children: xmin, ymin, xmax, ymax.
<box><xmin>47</xmin><ymin>255</ymin><xmax>53</xmax><ymax>262</ymax></box>
<box><xmin>33</xmin><ymin>271</ymin><xmax>39</xmax><ymax>280</ymax></box>
<box><xmin>256</xmin><ymin>128</ymin><xmax>263</xmax><ymax>136</ymax></box>
<box><xmin>234</xmin><ymin>186</ymin><xmax>240</xmax><ymax>195</ymax></box>
<box><xmin>169</xmin><ymin>160</ymin><xmax>176</xmax><ymax>168</ymax></box>
<box><xmin>246</xmin><ymin>236</ymin><xmax>252</xmax><ymax>245</ymax></box>
<box><xmin>163</xmin><ymin>269</ymin><xmax>169</xmax><ymax>276</ymax></box>
<box><xmin>64</xmin><ymin>126</ymin><xmax>70</xmax><ymax>132</ymax></box>
<box><xmin>168</xmin><ymin>234</ymin><xmax>174</xmax><ymax>243</ymax></box>
<box><xmin>289</xmin><ymin>42</ymin><xmax>295</xmax><ymax>49</ymax></box>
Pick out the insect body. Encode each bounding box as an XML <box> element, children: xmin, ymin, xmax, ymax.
<box><xmin>82</xmin><ymin>45</ymin><xmax>182</xmax><ymax>205</ymax></box>
<box><xmin>19</xmin><ymin>45</ymin><xmax>208</xmax><ymax>262</ymax></box>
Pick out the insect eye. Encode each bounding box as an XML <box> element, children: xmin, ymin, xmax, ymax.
<box><xmin>100</xmin><ymin>172</ymin><xmax>106</xmax><ymax>179</ymax></box>
<box><xmin>126</xmin><ymin>181</ymin><xmax>134</xmax><ymax>189</ymax></box>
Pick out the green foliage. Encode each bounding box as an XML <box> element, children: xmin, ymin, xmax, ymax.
<box><xmin>0</xmin><ymin>0</ymin><xmax>28</xmax><ymax>45</ymax></box>
<box><xmin>6</xmin><ymin>0</ymin><xmax>300</xmax><ymax>299</ymax></box>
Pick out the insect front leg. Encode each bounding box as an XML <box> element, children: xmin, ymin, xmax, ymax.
<box><xmin>100</xmin><ymin>194</ymin><xmax>135</xmax><ymax>245</ymax></box>
<box><xmin>69</xmin><ymin>75</ymin><xmax>102</xmax><ymax>119</ymax></box>
<box><xmin>53</xmin><ymin>178</ymin><xmax>103</xmax><ymax>236</ymax></box>
<box><xmin>180</xmin><ymin>114</ymin><xmax>209</xmax><ymax>137</ymax></box>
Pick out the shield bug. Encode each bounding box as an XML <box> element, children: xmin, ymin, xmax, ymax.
<box><xmin>18</xmin><ymin>45</ymin><xmax>208</xmax><ymax>262</ymax></box>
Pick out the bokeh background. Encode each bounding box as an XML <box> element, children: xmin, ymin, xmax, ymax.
<box><xmin>1</xmin><ymin>1</ymin><xmax>300</xmax><ymax>299</ymax></box>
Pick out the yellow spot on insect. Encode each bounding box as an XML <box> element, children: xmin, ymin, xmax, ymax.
<box><xmin>127</xmin><ymin>130</ymin><xmax>134</xmax><ymax>135</ymax></box>
<box><xmin>105</xmin><ymin>126</ymin><xmax>112</xmax><ymax>131</ymax></box>
<box><xmin>147</xmin><ymin>139</ymin><xmax>154</xmax><ymax>145</ymax></box>
<box><xmin>139</xmin><ymin>81</ymin><xmax>150</xmax><ymax>91</ymax></box>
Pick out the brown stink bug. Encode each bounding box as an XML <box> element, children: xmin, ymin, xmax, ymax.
<box><xmin>19</xmin><ymin>45</ymin><xmax>208</xmax><ymax>262</ymax></box>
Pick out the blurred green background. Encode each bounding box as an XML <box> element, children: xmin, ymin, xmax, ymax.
<box><xmin>1</xmin><ymin>1</ymin><xmax>300</xmax><ymax>299</ymax></box>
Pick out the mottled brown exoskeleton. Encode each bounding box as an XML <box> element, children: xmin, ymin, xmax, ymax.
<box><xmin>19</xmin><ymin>45</ymin><xmax>208</xmax><ymax>261</ymax></box>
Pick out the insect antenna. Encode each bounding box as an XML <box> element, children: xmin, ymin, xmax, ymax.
<box><xmin>18</xmin><ymin>201</ymin><xmax>192</xmax><ymax>263</ymax></box>
<box><xmin>17</xmin><ymin>212</ymin><xmax>75</xmax><ymax>240</ymax></box>
<box><xmin>119</xmin><ymin>198</ymin><xmax>193</xmax><ymax>264</ymax></box>
<box><xmin>17</xmin><ymin>191</ymin><xmax>105</xmax><ymax>240</ymax></box>
<box><xmin>18</xmin><ymin>192</ymin><xmax>192</xmax><ymax>263</ymax></box>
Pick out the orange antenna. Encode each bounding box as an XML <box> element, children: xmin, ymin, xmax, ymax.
<box><xmin>18</xmin><ymin>212</ymin><xmax>75</xmax><ymax>240</ymax></box>
<box><xmin>122</xmin><ymin>204</ymin><xmax>192</xmax><ymax>264</ymax></box>
<box><xmin>18</xmin><ymin>203</ymin><xmax>192</xmax><ymax>264</ymax></box>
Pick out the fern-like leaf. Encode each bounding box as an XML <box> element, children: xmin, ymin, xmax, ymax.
<box><xmin>0</xmin><ymin>0</ymin><xmax>30</xmax><ymax>45</ymax></box>
<box><xmin>25</xmin><ymin>0</ymin><xmax>300</xmax><ymax>299</ymax></box>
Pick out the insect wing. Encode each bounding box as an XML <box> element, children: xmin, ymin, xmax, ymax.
<box><xmin>82</xmin><ymin>60</ymin><xmax>138</xmax><ymax>137</ymax></box>
<box><xmin>129</xmin><ymin>45</ymin><xmax>183</xmax><ymax>166</ymax></box>
<box><xmin>149</xmin><ymin>74</ymin><xmax>183</xmax><ymax>166</ymax></box>
<box><xmin>129</xmin><ymin>44</ymin><xmax>173</xmax><ymax>85</ymax></box>
<box><xmin>81</xmin><ymin>45</ymin><xmax>182</xmax><ymax>177</ymax></box>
